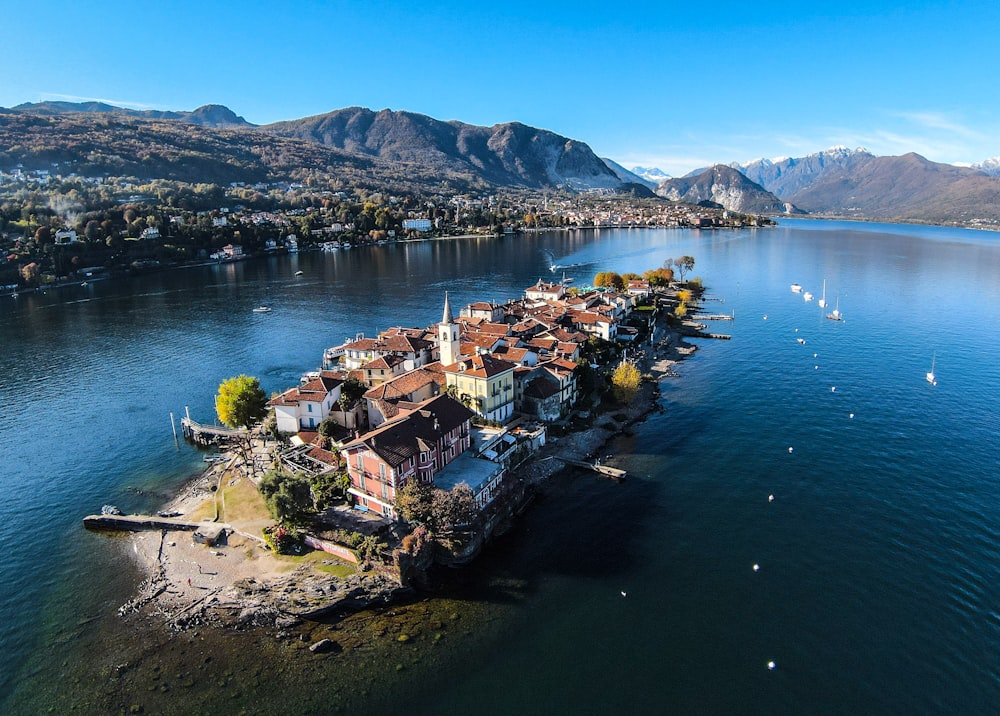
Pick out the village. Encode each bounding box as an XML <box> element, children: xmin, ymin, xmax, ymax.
<box><xmin>96</xmin><ymin>265</ymin><xmax>718</xmax><ymax>637</ymax></box>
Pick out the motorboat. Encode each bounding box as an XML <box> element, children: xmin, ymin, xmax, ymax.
<box><xmin>790</xmin><ymin>283</ymin><xmax>802</xmax><ymax>293</ymax></box>
<box><xmin>926</xmin><ymin>353</ymin><xmax>937</xmax><ymax>385</ymax></box>
<box><xmin>252</xmin><ymin>306</ymin><xmax>272</xmax><ymax>313</ymax></box>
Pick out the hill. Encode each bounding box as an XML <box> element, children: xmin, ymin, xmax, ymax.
<box><xmin>261</xmin><ymin>107</ymin><xmax>623</xmax><ymax>190</ymax></box>
<box><xmin>655</xmin><ymin>165</ymin><xmax>800</xmax><ymax>214</ymax></box>
<box><xmin>12</xmin><ymin>101</ymin><xmax>253</xmax><ymax>128</ymax></box>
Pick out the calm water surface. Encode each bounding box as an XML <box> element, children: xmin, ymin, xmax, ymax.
<box><xmin>1</xmin><ymin>220</ymin><xmax>998</xmax><ymax>713</ymax></box>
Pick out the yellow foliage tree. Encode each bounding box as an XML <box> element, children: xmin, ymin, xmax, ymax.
<box><xmin>611</xmin><ymin>361</ymin><xmax>642</xmax><ymax>403</ymax></box>
<box><xmin>215</xmin><ymin>374</ymin><xmax>268</xmax><ymax>429</ymax></box>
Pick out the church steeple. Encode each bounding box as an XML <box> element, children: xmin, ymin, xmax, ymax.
<box><xmin>439</xmin><ymin>292</ymin><xmax>460</xmax><ymax>366</ymax></box>
<box><xmin>443</xmin><ymin>290</ymin><xmax>454</xmax><ymax>324</ymax></box>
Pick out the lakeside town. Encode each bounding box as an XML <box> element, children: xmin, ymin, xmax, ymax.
<box><xmin>0</xmin><ymin>164</ymin><xmax>772</xmax><ymax>293</ymax></box>
<box><xmin>96</xmin><ymin>261</ymin><xmax>720</xmax><ymax>643</ymax></box>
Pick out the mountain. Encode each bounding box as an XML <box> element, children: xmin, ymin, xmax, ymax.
<box><xmin>601</xmin><ymin>158</ymin><xmax>656</xmax><ymax>188</ymax></box>
<box><xmin>970</xmin><ymin>156</ymin><xmax>1000</xmax><ymax>177</ymax></box>
<box><xmin>785</xmin><ymin>152</ymin><xmax>1000</xmax><ymax>224</ymax></box>
<box><xmin>632</xmin><ymin>166</ymin><xmax>671</xmax><ymax>184</ymax></box>
<box><xmin>11</xmin><ymin>101</ymin><xmax>253</xmax><ymax>128</ymax></box>
<box><xmin>261</xmin><ymin>107</ymin><xmax>622</xmax><ymax>190</ymax></box>
<box><xmin>733</xmin><ymin>147</ymin><xmax>875</xmax><ymax>199</ymax></box>
<box><xmin>655</xmin><ymin>165</ymin><xmax>800</xmax><ymax>214</ymax></box>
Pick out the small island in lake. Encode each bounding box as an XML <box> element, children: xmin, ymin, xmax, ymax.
<box><xmin>88</xmin><ymin>262</ymin><xmax>722</xmax><ymax>639</ymax></box>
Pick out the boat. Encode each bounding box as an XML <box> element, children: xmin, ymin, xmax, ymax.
<box><xmin>790</xmin><ymin>283</ymin><xmax>802</xmax><ymax>293</ymax></box>
<box><xmin>252</xmin><ymin>306</ymin><xmax>272</xmax><ymax>313</ymax></box>
<box><xmin>926</xmin><ymin>353</ymin><xmax>937</xmax><ymax>385</ymax></box>
<box><xmin>826</xmin><ymin>296</ymin><xmax>842</xmax><ymax>321</ymax></box>
<box><xmin>295</xmin><ymin>270</ymin><xmax>304</xmax><ymax>276</ymax></box>
<box><xmin>818</xmin><ymin>279</ymin><xmax>827</xmax><ymax>308</ymax></box>
<box><xmin>797</xmin><ymin>337</ymin><xmax>806</xmax><ymax>345</ymax></box>
<box><xmin>804</xmin><ymin>292</ymin><xmax>814</xmax><ymax>301</ymax></box>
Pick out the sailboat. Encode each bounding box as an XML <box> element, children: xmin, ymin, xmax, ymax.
<box><xmin>818</xmin><ymin>279</ymin><xmax>827</xmax><ymax>308</ymax></box>
<box><xmin>926</xmin><ymin>353</ymin><xmax>937</xmax><ymax>385</ymax></box>
<box><xmin>826</xmin><ymin>296</ymin><xmax>842</xmax><ymax>321</ymax></box>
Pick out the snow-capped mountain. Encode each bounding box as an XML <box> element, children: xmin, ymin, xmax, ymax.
<box><xmin>631</xmin><ymin>166</ymin><xmax>671</xmax><ymax>184</ymax></box>
<box><xmin>970</xmin><ymin>156</ymin><xmax>1000</xmax><ymax>177</ymax></box>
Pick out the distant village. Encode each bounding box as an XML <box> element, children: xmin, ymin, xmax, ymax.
<box><xmin>261</xmin><ymin>275</ymin><xmax>661</xmax><ymax>531</ymax></box>
<box><xmin>0</xmin><ymin>164</ymin><xmax>771</xmax><ymax>291</ymax></box>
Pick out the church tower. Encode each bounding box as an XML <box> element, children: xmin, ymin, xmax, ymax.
<box><xmin>439</xmin><ymin>291</ymin><xmax>460</xmax><ymax>366</ymax></box>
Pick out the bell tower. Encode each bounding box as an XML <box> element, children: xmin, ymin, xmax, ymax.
<box><xmin>439</xmin><ymin>292</ymin><xmax>460</xmax><ymax>366</ymax></box>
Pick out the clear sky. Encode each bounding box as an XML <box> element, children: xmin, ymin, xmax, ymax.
<box><xmin>4</xmin><ymin>0</ymin><xmax>999</xmax><ymax>176</ymax></box>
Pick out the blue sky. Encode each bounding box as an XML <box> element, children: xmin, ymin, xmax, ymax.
<box><xmin>4</xmin><ymin>0</ymin><xmax>999</xmax><ymax>176</ymax></box>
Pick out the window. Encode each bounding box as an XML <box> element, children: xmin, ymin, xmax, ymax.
<box><xmin>308</xmin><ymin>403</ymin><xmax>313</xmax><ymax>412</ymax></box>
<box><xmin>379</xmin><ymin>463</ymin><xmax>386</xmax><ymax>479</ymax></box>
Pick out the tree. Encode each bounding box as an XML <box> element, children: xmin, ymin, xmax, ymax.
<box><xmin>395</xmin><ymin>480</ymin><xmax>434</xmax><ymax>526</ymax></box>
<box><xmin>258</xmin><ymin>469</ymin><xmax>314</xmax><ymax>526</ymax></box>
<box><xmin>338</xmin><ymin>377</ymin><xmax>367</xmax><ymax>411</ymax></box>
<box><xmin>674</xmin><ymin>256</ymin><xmax>695</xmax><ymax>282</ymax></box>
<box><xmin>642</xmin><ymin>267</ymin><xmax>674</xmax><ymax>286</ymax></box>
<box><xmin>594</xmin><ymin>271</ymin><xmax>625</xmax><ymax>291</ymax></box>
<box><xmin>432</xmin><ymin>484</ymin><xmax>477</xmax><ymax>530</ymax></box>
<box><xmin>611</xmin><ymin>361</ymin><xmax>642</xmax><ymax>403</ymax></box>
<box><xmin>215</xmin><ymin>374</ymin><xmax>268</xmax><ymax>429</ymax></box>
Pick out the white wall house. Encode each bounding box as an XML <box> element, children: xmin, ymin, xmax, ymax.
<box><xmin>268</xmin><ymin>373</ymin><xmax>343</xmax><ymax>433</ymax></box>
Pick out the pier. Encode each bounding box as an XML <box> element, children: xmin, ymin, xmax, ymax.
<box><xmin>83</xmin><ymin>513</ymin><xmax>228</xmax><ymax>532</ymax></box>
<box><xmin>697</xmin><ymin>313</ymin><xmax>734</xmax><ymax>321</ymax></box>
<box><xmin>180</xmin><ymin>416</ymin><xmax>246</xmax><ymax>445</ymax></box>
<box><xmin>561</xmin><ymin>458</ymin><xmax>627</xmax><ymax>482</ymax></box>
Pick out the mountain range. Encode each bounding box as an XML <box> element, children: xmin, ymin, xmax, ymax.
<box><xmin>3</xmin><ymin>101</ymin><xmax>1000</xmax><ymax>226</ymax></box>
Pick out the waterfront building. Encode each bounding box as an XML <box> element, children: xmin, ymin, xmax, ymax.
<box><xmin>440</xmin><ymin>353</ymin><xmax>516</xmax><ymax>424</ymax></box>
<box><xmin>268</xmin><ymin>372</ymin><xmax>344</xmax><ymax>432</ymax></box>
<box><xmin>340</xmin><ymin>394</ymin><xmax>475</xmax><ymax>518</ymax></box>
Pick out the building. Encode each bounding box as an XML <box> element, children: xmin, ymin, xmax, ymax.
<box><xmin>340</xmin><ymin>394</ymin><xmax>475</xmax><ymax>518</ymax></box>
<box><xmin>268</xmin><ymin>372</ymin><xmax>344</xmax><ymax>432</ymax></box>
<box><xmin>402</xmin><ymin>218</ymin><xmax>432</xmax><ymax>232</ymax></box>
<box><xmin>441</xmin><ymin>353</ymin><xmax>516</xmax><ymax>424</ymax></box>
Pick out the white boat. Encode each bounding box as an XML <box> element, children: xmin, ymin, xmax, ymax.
<box><xmin>803</xmin><ymin>292</ymin><xmax>814</xmax><ymax>301</ymax></box>
<box><xmin>790</xmin><ymin>283</ymin><xmax>802</xmax><ymax>293</ymax></box>
<box><xmin>252</xmin><ymin>306</ymin><xmax>272</xmax><ymax>313</ymax></box>
<box><xmin>818</xmin><ymin>279</ymin><xmax>827</xmax><ymax>308</ymax></box>
<box><xmin>926</xmin><ymin>353</ymin><xmax>937</xmax><ymax>385</ymax></box>
<box><xmin>295</xmin><ymin>270</ymin><xmax>304</xmax><ymax>276</ymax></box>
<box><xmin>826</xmin><ymin>296</ymin><xmax>842</xmax><ymax>321</ymax></box>
<box><xmin>797</xmin><ymin>337</ymin><xmax>806</xmax><ymax>345</ymax></box>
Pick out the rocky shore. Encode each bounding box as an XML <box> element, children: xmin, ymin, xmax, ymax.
<box><xmin>120</xmin><ymin>303</ymin><xmax>708</xmax><ymax>644</ymax></box>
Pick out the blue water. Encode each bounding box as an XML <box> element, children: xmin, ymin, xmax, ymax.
<box><xmin>2</xmin><ymin>220</ymin><xmax>999</xmax><ymax>713</ymax></box>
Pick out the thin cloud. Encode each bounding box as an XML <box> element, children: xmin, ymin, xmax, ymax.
<box><xmin>891</xmin><ymin>110</ymin><xmax>984</xmax><ymax>141</ymax></box>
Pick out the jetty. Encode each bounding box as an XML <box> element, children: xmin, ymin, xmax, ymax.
<box><xmin>697</xmin><ymin>313</ymin><xmax>734</xmax><ymax>321</ymax></box>
<box><xmin>180</xmin><ymin>416</ymin><xmax>246</xmax><ymax>445</ymax></box>
<box><xmin>83</xmin><ymin>513</ymin><xmax>228</xmax><ymax>533</ymax></box>
<box><xmin>561</xmin><ymin>458</ymin><xmax>627</xmax><ymax>482</ymax></box>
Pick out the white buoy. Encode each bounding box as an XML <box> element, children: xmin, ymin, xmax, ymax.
<box><xmin>815</xmin><ymin>365</ymin><xmax>819</xmax><ymax>370</ymax></box>
<box><xmin>788</xmin><ymin>447</ymin><xmax>794</xmax><ymax>453</ymax></box>
<box><xmin>753</xmin><ymin>564</ymin><xmax>760</xmax><ymax>572</ymax></box>
<box><xmin>763</xmin><ymin>314</ymin><xmax>768</xmax><ymax>320</ymax></box>
<box><xmin>621</xmin><ymin>591</ymin><xmax>627</xmax><ymax>597</ymax></box>
<box><xmin>767</xmin><ymin>661</ymin><xmax>776</xmax><ymax>670</ymax></box>
<box><xmin>849</xmin><ymin>413</ymin><xmax>855</xmax><ymax>419</ymax></box>
<box><xmin>831</xmin><ymin>386</ymin><xmax>836</xmax><ymax>392</ymax></box>
<box><xmin>794</xmin><ymin>328</ymin><xmax>798</xmax><ymax>332</ymax></box>
<box><xmin>768</xmin><ymin>494</ymin><xmax>774</xmax><ymax>502</ymax></box>
<box><xmin>813</xmin><ymin>353</ymin><xmax>817</xmax><ymax>358</ymax></box>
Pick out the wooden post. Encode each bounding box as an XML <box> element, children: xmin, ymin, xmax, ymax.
<box><xmin>170</xmin><ymin>412</ymin><xmax>178</xmax><ymax>442</ymax></box>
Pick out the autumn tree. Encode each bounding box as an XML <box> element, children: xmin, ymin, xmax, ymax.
<box><xmin>611</xmin><ymin>361</ymin><xmax>642</xmax><ymax>403</ymax></box>
<box><xmin>643</xmin><ymin>267</ymin><xmax>674</xmax><ymax>286</ymax></box>
<box><xmin>215</xmin><ymin>374</ymin><xmax>268</xmax><ymax>429</ymax></box>
<box><xmin>594</xmin><ymin>271</ymin><xmax>625</xmax><ymax>291</ymax></box>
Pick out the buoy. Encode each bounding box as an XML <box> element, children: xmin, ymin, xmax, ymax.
<box><xmin>621</xmin><ymin>591</ymin><xmax>627</xmax><ymax>597</ymax></box>
<box><xmin>813</xmin><ymin>353</ymin><xmax>817</xmax><ymax>358</ymax></box>
<box><xmin>815</xmin><ymin>365</ymin><xmax>819</xmax><ymax>370</ymax></box>
<box><xmin>763</xmin><ymin>314</ymin><xmax>768</xmax><ymax>320</ymax></box>
<box><xmin>788</xmin><ymin>447</ymin><xmax>794</xmax><ymax>453</ymax></box>
<box><xmin>753</xmin><ymin>564</ymin><xmax>760</xmax><ymax>572</ymax></box>
<box><xmin>849</xmin><ymin>413</ymin><xmax>855</xmax><ymax>419</ymax></box>
<box><xmin>768</xmin><ymin>494</ymin><xmax>774</xmax><ymax>502</ymax></box>
<box><xmin>831</xmin><ymin>386</ymin><xmax>836</xmax><ymax>392</ymax></box>
<box><xmin>794</xmin><ymin>328</ymin><xmax>798</xmax><ymax>332</ymax></box>
<box><xmin>767</xmin><ymin>661</ymin><xmax>776</xmax><ymax>670</ymax></box>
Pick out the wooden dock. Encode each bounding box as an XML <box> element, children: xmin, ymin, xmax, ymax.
<box><xmin>561</xmin><ymin>458</ymin><xmax>627</xmax><ymax>482</ymax></box>
<box><xmin>698</xmin><ymin>313</ymin><xmax>734</xmax><ymax>321</ymax></box>
<box><xmin>180</xmin><ymin>416</ymin><xmax>246</xmax><ymax>445</ymax></box>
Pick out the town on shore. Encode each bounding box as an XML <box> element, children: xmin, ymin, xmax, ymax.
<box><xmin>98</xmin><ymin>261</ymin><xmax>720</xmax><ymax>642</ymax></box>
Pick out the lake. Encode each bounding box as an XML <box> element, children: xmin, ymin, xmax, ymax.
<box><xmin>2</xmin><ymin>220</ymin><xmax>998</xmax><ymax>713</ymax></box>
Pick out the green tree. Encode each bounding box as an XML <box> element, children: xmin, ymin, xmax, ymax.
<box><xmin>338</xmin><ymin>377</ymin><xmax>367</xmax><ymax>410</ymax></box>
<box><xmin>258</xmin><ymin>469</ymin><xmax>314</xmax><ymax>526</ymax></box>
<box><xmin>611</xmin><ymin>361</ymin><xmax>642</xmax><ymax>403</ymax></box>
<box><xmin>215</xmin><ymin>374</ymin><xmax>268</xmax><ymax>429</ymax></box>
<box><xmin>395</xmin><ymin>480</ymin><xmax>434</xmax><ymax>526</ymax></box>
